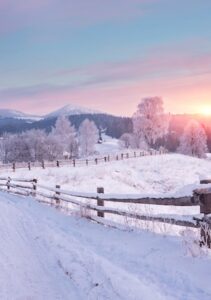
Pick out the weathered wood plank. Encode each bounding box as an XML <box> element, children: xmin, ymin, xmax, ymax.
<box><xmin>200</xmin><ymin>179</ymin><xmax>211</xmax><ymax>184</ymax></box>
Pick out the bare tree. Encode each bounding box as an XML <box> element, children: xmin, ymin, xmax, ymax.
<box><xmin>79</xmin><ymin>119</ymin><xmax>99</xmax><ymax>156</ymax></box>
<box><xmin>178</xmin><ymin>120</ymin><xmax>208</xmax><ymax>158</ymax></box>
<box><xmin>133</xmin><ymin>97</ymin><xmax>169</xmax><ymax>149</ymax></box>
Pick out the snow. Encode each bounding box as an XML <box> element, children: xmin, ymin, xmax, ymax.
<box><xmin>3</xmin><ymin>153</ymin><xmax>211</xmax><ymax>197</ymax></box>
<box><xmin>0</xmin><ymin>191</ymin><xmax>211</xmax><ymax>300</ymax></box>
<box><xmin>95</xmin><ymin>135</ymin><xmax>120</xmax><ymax>154</ymax></box>
<box><xmin>45</xmin><ymin>104</ymin><xmax>101</xmax><ymax>119</ymax></box>
<box><xmin>0</xmin><ymin>109</ymin><xmax>42</xmax><ymax>121</ymax></box>
<box><xmin>2</xmin><ymin>153</ymin><xmax>211</xmax><ymax>234</ymax></box>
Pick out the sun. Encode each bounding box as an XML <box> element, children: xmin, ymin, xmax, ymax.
<box><xmin>200</xmin><ymin>106</ymin><xmax>211</xmax><ymax>116</ymax></box>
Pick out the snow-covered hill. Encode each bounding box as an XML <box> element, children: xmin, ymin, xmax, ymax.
<box><xmin>0</xmin><ymin>104</ymin><xmax>102</xmax><ymax>122</ymax></box>
<box><xmin>45</xmin><ymin>104</ymin><xmax>101</xmax><ymax>119</ymax></box>
<box><xmin>4</xmin><ymin>154</ymin><xmax>211</xmax><ymax>197</ymax></box>
<box><xmin>0</xmin><ymin>109</ymin><xmax>41</xmax><ymax>121</ymax></box>
<box><xmin>0</xmin><ymin>192</ymin><xmax>210</xmax><ymax>299</ymax></box>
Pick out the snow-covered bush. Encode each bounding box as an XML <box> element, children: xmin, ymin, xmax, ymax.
<box><xmin>79</xmin><ymin>119</ymin><xmax>99</xmax><ymax>156</ymax></box>
<box><xmin>133</xmin><ymin>97</ymin><xmax>169</xmax><ymax>149</ymax></box>
<box><xmin>178</xmin><ymin>120</ymin><xmax>208</xmax><ymax>158</ymax></box>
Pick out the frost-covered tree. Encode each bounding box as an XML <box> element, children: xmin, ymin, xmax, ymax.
<box><xmin>79</xmin><ymin>119</ymin><xmax>99</xmax><ymax>156</ymax></box>
<box><xmin>133</xmin><ymin>97</ymin><xmax>169</xmax><ymax>149</ymax></box>
<box><xmin>24</xmin><ymin>129</ymin><xmax>48</xmax><ymax>162</ymax></box>
<box><xmin>119</xmin><ymin>133</ymin><xmax>133</xmax><ymax>149</ymax></box>
<box><xmin>178</xmin><ymin>120</ymin><xmax>208</xmax><ymax>158</ymax></box>
<box><xmin>1</xmin><ymin>133</ymin><xmax>31</xmax><ymax>163</ymax></box>
<box><xmin>45</xmin><ymin>133</ymin><xmax>63</xmax><ymax>161</ymax></box>
<box><xmin>51</xmin><ymin>115</ymin><xmax>78</xmax><ymax>158</ymax></box>
<box><xmin>0</xmin><ymin>133</ymin><xmax>11</xmax><ymax>163</ymax></box>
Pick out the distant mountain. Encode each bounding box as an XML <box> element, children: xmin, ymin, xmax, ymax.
<box><xmin>0</xmin><ymin>109</ymin><xmax>42</xmax><ymax>121</ymax></box>
<box><xmin>44</xmin><ymin>104</ymin><xmax>101</xmax><ymax>119</ymax></box>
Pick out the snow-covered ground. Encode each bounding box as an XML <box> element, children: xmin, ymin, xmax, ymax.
<box><xmin>3</xmin><ymin>153</ymin><xmax>211</xmax><ymax>196</ymax></box>
<box><xmin>0</xmin><ymin>192</ymin><xmax>210</xmax><ymax>300</ymax></box>
<box><xmin>95</xmin><ymin>135</ymin><xmax>120</xmax><ymax>154</ymax></box>
<box><xmin>2</xmin><ymin>153</ymin><xmax>211</xmax><ymax>234</ymax></box>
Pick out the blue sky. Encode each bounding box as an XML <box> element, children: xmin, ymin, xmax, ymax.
<box><xmin>0</xmin><ymin>0</ymin><xmax>211</xmax><ymax>116</ymax></box>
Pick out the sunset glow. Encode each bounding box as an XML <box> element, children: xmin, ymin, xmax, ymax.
<box><xmin>0</xmin><ymin>0</ymin><xmax>211</xmax><ymax>116</ymax></box>
<box><xmin>200</xmin><ymin>106</ymin><xmax>211</xmax><ymax>116</ymax></box>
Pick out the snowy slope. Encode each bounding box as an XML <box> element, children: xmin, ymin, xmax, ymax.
<box><xmin>2</xmin><ymin>153</ymin><xmax>211</xmax><ymax>233</ymax></box>
<box><xmin>0</xmin><ymin>192</ymin><xmax>211</xmax><ymax>300</ymax></box>
<box><xmin>0</xmin><ymin>109</ymin><xmax>41</xmax><ymax>121</ymax></box>
<box><xmin>95</xmin><ymin>135</ymin><xmax>121</xmax><ymax>154</ymax></box>
<box><xmin>5</xmin><ymin>154</ymin><xmax>211</xmax><ymax>197</ymax></box>
<box><xmin>45</xmin><ymin>104</ymin><xmax>101</xmax><ymax>119</ymax></box>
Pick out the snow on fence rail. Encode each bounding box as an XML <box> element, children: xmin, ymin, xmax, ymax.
<box><xmin>0</xmin><ymin>149</ymin><xmax>166</xmax><ymax>172</ymax></box>
<box><xmin>0</xmin><ymin>176</ymin><xmax>210</xmax><ymax>247</ymax></box>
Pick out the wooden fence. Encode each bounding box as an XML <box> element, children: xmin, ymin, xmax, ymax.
<box><xmin>0</xmin><ymin>176</ymin><xmax>211</xmax><ymax>247</ymax></box>
<box><xmin>0</xmin><ymin>149</ymin><xmax>166</xmax><ymax>172</ymax></box>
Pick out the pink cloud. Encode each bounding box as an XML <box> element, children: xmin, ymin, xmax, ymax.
<box><xmin>2</xmin><ymin>70</ymin><xmax>211</xmax><ymax>116</ymax></box>
<box><xmin>50</xmin><ymin>46</ymin><xmax>211</xmax><ymax>88</ymax></box>
<box><xmin>1</xmin><ymin>42</ymin><xmax>211</xmax><ymax>116</ymax></box>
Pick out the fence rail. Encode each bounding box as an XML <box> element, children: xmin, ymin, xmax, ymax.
<box><xmin>0</xmin><ymin>176</ymin><xmax>210</xmax><ymax>247</ymax></box>
<box><xmin>0</xmin><ymin>149</ymin><xmax>166</xmax><ymax>172</ymax></box>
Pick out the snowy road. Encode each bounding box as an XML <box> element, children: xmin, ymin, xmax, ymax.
<box><xmin>0</xmin><ymin>192</ymin><xmax>210</xmax><ymax>300</ymax></box>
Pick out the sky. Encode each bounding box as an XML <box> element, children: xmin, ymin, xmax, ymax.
<box><xmin>0</xmin><ymin>0</ymin><xmax>211</xmax><ymax>116</ymax></box>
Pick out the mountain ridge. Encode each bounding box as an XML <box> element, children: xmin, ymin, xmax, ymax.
<box><xmin>44</xmin><ymin>104</ymin><xmax>102</xmax><ymax>119</ymax></box>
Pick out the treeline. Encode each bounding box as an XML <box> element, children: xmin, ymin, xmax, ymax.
<box><xmin>0</xmin><ymin>111</ymin><xmax>210</xmax><ymax>153</ymax></box>
<box><xmin>0</xmin><ymin>117</ymin><xmax>99</xmax><ymax>163</ymax></box>
<box><xmin>120</xmin><ymin>97</ymin><xmax>210</xmax><ymax>158</ymax></box>
<box><xmin>0</xmin><ymin>113</ymin><xmax>133</xmax><ymax>139</ymax></box>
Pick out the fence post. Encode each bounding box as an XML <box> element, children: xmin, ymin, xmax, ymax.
<box><xmin>104</xmin><ymin>157</ymin><xmax>107</xmax><ymax>162</ymax></box>
<box><xmin>28</xmin><ymin>162</ymin><xmax>31</xmax><ymax>171</ymax></box>
<box><xmin>86</xmin><ymin>159</ymin><xmax>88</xmax><ymax>166</ymax></box>
<box><xmin>32</xmin><ymin>179</ymin><xmax>37</xmax><ymax>197</ymax></box>
<box><xmin>42</xmin><ymin>160</ymin><xmax>45</xmax><ymax>169</ymax></box>
<box><xmin>116</xmin><ymin>155</ymin><xmax>119</xmax><ymax>161</ymax></box>
<box><xmin>55</xmin><ymin>185</ymin><xmax>61</xmax><ymax>208</ymax></box>
<box><xmin>134</xmin><ymin>151</ymin><xmax>136</xmax><ymax>157</ymax></box>
<box><xmin>12</xmin><ymin>163</ymin><xmax>15</xmax><ymax>172</ymax></box>
<box><xmin>73</xmin><ymin>159</ymin><xmax>76</xmax><ymax>167</ymax></box>
<box><xmin>121</xmin><ymin>153</ymin><xmax>124</xmax><ymax>160</ymax></box>
<box><xmin>7</xmin><ymin>177</ymin><xmax>11</xmax><ymax>191</ymax></box>
<box><xmin>194</xmin><ymin>189</ymin><xmax>211</xmax><ymax>248</ymax></box>
<box><xmin>95</xmin><ymin>158</ymin><xmax>98</xmax><ymax>165</ymax></box>
<box><xmin>56</xmin><ymin>160</ymin><xmax>60</xmax><ymax>168</ymax></box>
<box><xmin>97</xmin><ymin>187</ymin><xmax>104</xmax><ymax>218</ymax></box>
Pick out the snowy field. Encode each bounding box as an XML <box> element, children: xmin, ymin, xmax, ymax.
<box><xmin>0</xmin><ymin>192</ymin><xmax>211</xmax><ymax>300</ymax></box>
<box><xmin>95</xmin><ymin>135</ymin><xmax>120</xmax><ymax>154</ymax></box>
<box><xmin>1</xmin><ymin>153</ymin><xmax>211</xmax><ymax>234</ymax></box>
<box><xmin>3</xmin><ymin>154</ymin><xmax>211</xmax><ymax>196</ymax></box>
